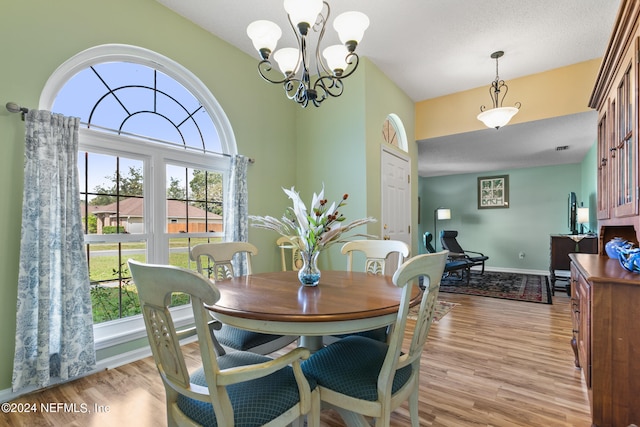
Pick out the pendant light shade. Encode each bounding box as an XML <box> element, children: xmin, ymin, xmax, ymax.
<box><xmin>477</xmin><ymin>51</ymin><xmax>521</xmax><ymax>129</ymax></box>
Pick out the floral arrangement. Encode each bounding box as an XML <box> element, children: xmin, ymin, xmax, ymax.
<box><xmin>249</xmin><ymin>186</ymin><xmax>376</xmax><ymax>254</ymax></box>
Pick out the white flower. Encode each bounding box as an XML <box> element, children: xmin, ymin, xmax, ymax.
<box><xmin>250</xmin><ymin>186</ymin><xmax>376</xmax><ymax>253</ymax></box>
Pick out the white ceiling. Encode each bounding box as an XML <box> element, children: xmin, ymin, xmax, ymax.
<box><xmin>156</xmin><ymin>0</ymin><xmax>621</xmax><ymax>177</ymax></box>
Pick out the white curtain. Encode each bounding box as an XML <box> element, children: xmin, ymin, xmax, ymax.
<box><xmin>224</xmin><ymin>155</ymin><xmax>249</xmax><ymax>275</ymax></box>
<box><xmin>12</xmin><ymin>110</ymin><xmax>95</xmax><ymax>391</ymax></box>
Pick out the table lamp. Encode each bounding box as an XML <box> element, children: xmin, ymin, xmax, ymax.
<box><xmin>433</xmin><ymin>207</ymin><xmax>451</xmax><ymax>251</ymax></box>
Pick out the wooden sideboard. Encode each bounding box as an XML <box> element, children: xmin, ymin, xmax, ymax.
<box><xmin>569</xmin><ymin>253</ymin><xmax>640</xmax><ymax>427</ymax></box>
<box><xmin>549</xmin><ymin>234</ymin><xmax>598</xmax><ymax>293</ymax></box>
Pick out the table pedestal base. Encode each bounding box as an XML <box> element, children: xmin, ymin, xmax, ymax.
<box><xmin>299</xmin><ymin>335</ymin><xmax>324</xmax><ymax>352</ymax></box>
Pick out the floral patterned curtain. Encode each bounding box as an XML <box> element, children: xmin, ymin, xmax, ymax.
<box><xmin>223</xmin><ymin>155</ymin><xmax>249</xmax><ymax>275</ymax></box>
<box><xmin>12</xmin><ymin>110</ymin><xmax>95</xmax><ymax>391</ymax></box>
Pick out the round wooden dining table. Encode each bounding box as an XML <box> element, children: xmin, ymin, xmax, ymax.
<box><xmin>207</xmin><ymin>270</ymin><xmax>422</xmax><ymax>350</ymax></box>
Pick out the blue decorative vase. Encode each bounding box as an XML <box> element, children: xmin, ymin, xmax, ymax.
<box><xmin>605</xmin><ymin>237</ymin><xmax>629</xmax><ymax>259</ymax></box>
<box><xmin>298</xmin><ymin>250</ymin><xmax>321</xmax><ymax>286</ymax></box>
<box><xmin>617</xmin><ymin>246</ymin><xmax>640</xmax><ymax>273</ymax></box>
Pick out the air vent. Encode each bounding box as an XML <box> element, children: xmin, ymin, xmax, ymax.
<box><xmin>556</xmin><ymin>145</ymin><xmax>569</xmax><ymax>151</ymax></box>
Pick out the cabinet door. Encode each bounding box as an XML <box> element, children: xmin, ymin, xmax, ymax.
<box><xmin>597</xmin><ymin>109</ymin><xmax>610</xmax><ymax>220</ymax></box>
<box><xmin>612</xmin><ymin>44</ymin><xmax>638</xmax><ymax>218</ymax></box>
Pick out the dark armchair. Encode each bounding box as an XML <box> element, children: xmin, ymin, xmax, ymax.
<box><xmin>423</xmin><ymin>232</ymin><xmax>471</xmax><ymax>283</ymax></box>
<box><xmin>440</xmin><ymin>230</ymin><xmax>489</xmax><ymax>274</ymax></box>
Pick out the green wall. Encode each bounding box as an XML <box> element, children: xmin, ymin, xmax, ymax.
<box><xmin>0</xmin><ymin>0</ymin><xmax>413</xmax><ymax>393</ymax></box>
<box><xmin>418</xmin><ymin>161</ymin><xmax>591</xmax><ymax>272</ymax></box>
<box><xmin>580</xmin><ymin>142</ymin><xmax>598</xmax><ymax>233</ymax></box>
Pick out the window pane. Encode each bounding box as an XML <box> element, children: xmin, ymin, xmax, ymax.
<box><xmin>53</xmin><ymin>62</ymin><xmax>221</xmax><ymax>152</ymax></box>
<box><xmin>166</xmin><ymin>164</ymin><xmax>224</xmax><ymax>233</ymax></box>
<box><xmin>87</xmin><ymin>241</ymin><xmax>146</xmax><ymax>323</ymax></box>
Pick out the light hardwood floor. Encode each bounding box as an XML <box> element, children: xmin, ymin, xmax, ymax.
<box><xmin>1</xmin><ymin>290</ymin><xmax>591</xmax><ymax>427</ymax></box>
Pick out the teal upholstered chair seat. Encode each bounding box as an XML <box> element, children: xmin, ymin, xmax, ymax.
<box><xmin>178</xmin><ymin>352</ymin><xmax>317</xmax><ymax>427</ymax></box>
<box><xmin>302</xmin><ymin>336</ymin><xmax>412</xmax><ymax>401</ymax></box>
<box><xmin>214</xmin><ymin>326</ymin><xmax>287</xmax><ymax>352</ymax></box>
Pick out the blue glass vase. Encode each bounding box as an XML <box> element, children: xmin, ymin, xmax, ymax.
<box><xmin>617</xmin><ymin>246</ymin><xmax>640</xmax><ymax>273</ymax></box>
<box><xmin>298</xmin><ymin>250</ymin><xmax>321</xmax><ymax>287</ymax></box>
<box><xmin>605</xmin><ymin>237</ymin><xmax>629</xmax><ymax>259</ymax></box>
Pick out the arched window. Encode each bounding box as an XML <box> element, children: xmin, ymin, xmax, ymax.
<box><xmin>40</xmin><ymin>45</ymin><xmax>236</xmax><ymax>339</ymax></box>
<box><xmin>382</xmin><ymin>113</ymin><xmax>408</xmax><ymax>152</ymax></box>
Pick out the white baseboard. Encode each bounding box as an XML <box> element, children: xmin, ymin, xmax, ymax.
<box><xmin>478</xmin><ymin>266</ymin><xmax>549</xmax><ymax>276</ymax></box>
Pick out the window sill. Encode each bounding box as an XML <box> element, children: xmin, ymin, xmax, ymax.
<box><xmin>93</xmin><ymin>304</ymin><xmax>194</xmax><ymax>350</ymax></box>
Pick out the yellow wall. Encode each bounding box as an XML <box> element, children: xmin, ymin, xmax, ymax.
<box><xmin>415</xmin><ymin>59</ymin><xmax>601</xmax><ymax>140</ymax></box>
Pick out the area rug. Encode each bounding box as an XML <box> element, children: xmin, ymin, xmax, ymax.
<box><xmin>439</xmin><ymin>271</ymin><xmax>551</xmax><ymax>304</ymax></box>
<box><xmin>408</xmin><ymin>300</ymin><xmax>458</xmax><ymax>322</ymax></box>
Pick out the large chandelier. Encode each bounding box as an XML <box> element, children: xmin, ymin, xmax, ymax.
<box><xmin>246</xmin><ymin>0</ymin><xmax>369</xmax><ymax>108</ymax></box>
<box><xmin>477</xmin><ymin>51</ymin><xmax>521</xmax><ymax>129</ymax></box>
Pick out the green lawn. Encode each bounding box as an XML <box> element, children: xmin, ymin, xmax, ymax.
<box><xmin>88</xmin><ymin>237</ymin><xmax>218</xmax><ymax>323</ymax></box>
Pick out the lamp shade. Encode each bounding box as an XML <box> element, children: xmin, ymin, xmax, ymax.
<box><xmin>333</xmin><ymin>11</ymin><xmax>369</xmax><ymax>44</ymax></box>
<box><xmin>284</xmin><ymin>0</ymin><xmax>323</xmax><ymax>26</ymax></box>
<box><xmin>322</xmin><ymin>44</ymin><xmax>349</xmax><ymax>73</ymax></box>
<box><xmin>247</xmin><ymin>20</ymin><xmax>282</xmax><ymax>53</ymax></box>
<box><xmin>577</xmin><ymin>207</ymin><xmax>589</xmax><ymax>224</ymax></box>
<box><xmin>436</xmin><ymin>208</ymin><xmax>451</xmax><ymax>220</ymax></box>
<box><xmin>273</xmin><ymin>48</ymin><xmax>300</xmax><ymax>75</ymax></box>
<box><xmin>477</xmin><ymin>106</ymin><xmax>519</xmax><ymax>129</ymax></box>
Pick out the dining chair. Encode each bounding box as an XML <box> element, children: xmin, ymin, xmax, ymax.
<box><xmin>190</xmin><ymin>242</ymin><xmax>298</xmax><ymax>355</ymax></box>
<box><xmin>326</xmin><ymin>239</ymin><xmax>411</xmax><ymax>344</ymax></box>
<box><xmin>128</xmin><ymin>260</ymin><xmax>320</xmax><ymax>427</ymax></box>
<box><xmin>301</xmin><ymin>251</ymin><xmax>448</xmax><ymax>427</ymax></box>
<box><xmin>277</xmin><ymin>236</ymin><xmax>303</xmax><ymax>271</ymax></box>
<box><xmin>342</xmin><ymin>239</ymin><xmax>410</xmax><ymax>276</ymax></box>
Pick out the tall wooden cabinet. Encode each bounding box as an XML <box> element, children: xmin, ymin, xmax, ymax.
<box><xmin>569</xmin><ymin>254</ymin><xmax>640</xmax><ymax>427</ymax></box>
<box><xmin>589</xmin><ymin>0</ymin><xmax>640</xmax><ymax>249</ymax></box>
<box><xmin>582</xmin><ymin>1</ymin><xmax>640</xmax><ymax>426</ymax></box>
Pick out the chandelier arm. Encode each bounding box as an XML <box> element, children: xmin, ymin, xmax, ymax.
<box><xmin>314</xmin><ymin>2</ymin><xmax>333</xmax><ymax>77</ymax></box>
<box><xmin>286</xmin><ymin>11</ymin><xmax>304</xmax><ymax>77</ymax></box>
<box><xmin>282</xmin><ymin>78</ymin><xmax>310</xmax><ymax>108</ymax></box>
<box><xmin>498</xmin><ymin>80</ymin><xmax>508</xmax><ymax>108</ymax></box>
<box><xmin>336</xmin><ymin>53</ymin><xmax>361</xmax><ymax>79</ymax></box>
<box><xmin>257</xmin><ymin>60</ymin><xmax>292</xmax><ymax>85</ymax></box>
<box><xmin>314</xmin><ymin>75</ymin><xmax>344</xmax><ymax>99</ymax></box>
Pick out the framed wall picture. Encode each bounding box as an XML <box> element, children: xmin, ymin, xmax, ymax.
<box><xmin>477</xmin><ymin>175</ymin><xmax>509</xmax><ymax>209</ymax></box>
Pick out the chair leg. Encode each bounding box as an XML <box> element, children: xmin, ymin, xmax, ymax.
<box><xmin>409</xmin><ymin>386</ymin><xmax>420</xmax><ymax>427</ymax></box>
<box><xmin>305</xmin><ymin>388</ymin><xmax>321</xmax><ymax>427</ymax></box>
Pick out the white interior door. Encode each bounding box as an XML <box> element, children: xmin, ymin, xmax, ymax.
<box><xmin>381</xmin><ymin>147</ymin><xmax>411</xmax><ymax>270</ymax></box>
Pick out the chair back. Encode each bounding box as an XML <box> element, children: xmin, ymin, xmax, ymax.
<box><xmin>440</xmin><ymin>230</ymin><xmax>465</xmax><ymax>254</ymax></box>
<box><xmin>127</xmin><ymin>260</ymin><xmax>228</xmax><ymax>422</ymax></box>
<box><xmin>277</xmin><ymin>236</ymin><xmax>302</xmax><ymax>271</ymax></box>
<box><xmin>385</xmin><ymin>251</ymin><xmax>447</xmax><ymax>384</ymax></box>
<box><xmin>423</xmin><ymin>232</ymin><xmax>436</xmax><ymax>253</ymax></box>
<box><xmin>341</xmin><ymin>239</ymin><xmax>410</xmax><ymax>275</ymax></box>
<box><xmin>190</xmin><ymin>242</ymin><xmax>257</xmax><ymax>280</ymax></box>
